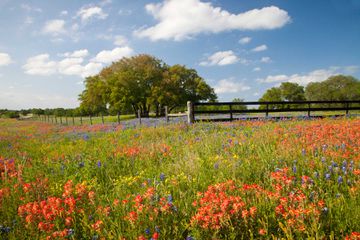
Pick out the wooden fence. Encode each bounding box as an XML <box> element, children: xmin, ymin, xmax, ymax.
<box><xmin>190</xmin><ymin>100</ymin><xmax>360</xmax><ymax>122</ymax></box>
<box><xmin>28</xmin><ymin>100</ymin><xmax>360</xmax><ymax>125</ymax></box>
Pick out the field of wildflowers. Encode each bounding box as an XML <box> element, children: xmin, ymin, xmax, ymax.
<box><xmin>0</xmin><ymin>117</ymin><xmax>359</xmax><ymax>239</ymax></box>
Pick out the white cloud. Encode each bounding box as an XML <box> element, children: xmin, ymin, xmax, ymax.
<box><xmin>76</xmin><ymin>6</ymin><xmax>108</xmax><ymax>22</ymax></box>
<box><xmin>23</xmin><ymin>51</ymin><xmax>104</xmax><ymax>78</ymax></box>
<box><xmin>42</xmin><ymin>19</ymin><xmax>66</xmax><ymax>36</ymax></box>
<box><xmin>62</xmin><ymin>49</ymin><xmax>89</xmax><ymax>58</ymax></box>
<box><xmin>60</xmin><ymin>10</ymin><xmax>68</xmax><ymax>16</ymax></box>
<box><xmin>239</xmin><ymin>37</ymin><xmax>251</xmax><ymax>44</ymax></box>
<box><xmin>20</xmin><ymin>4</ymin><xmax>42</xmax><ymax>12</ymax></box>
<box><xmin>24</xmin><ymin>16</ymin><xmax>34</xmax><ymax>25</ymax></box>
<box><xmin>257</xmin><ymin>66</ymin><xmax>357</xmax><ymax>86</ymax></box>
<box><xmin>81</xmin><ymin>62</ymin><xmax>103</xmax><ymax>78</ymax></box>
<box><xmin>118</xmin><ymin>9</ymin><xmax>132</xmax><ymax>16</ymax></box>
<box><xmin>58</xmin><ymin>57</ymin><xmax>84</xmax><ymax>75</ymax></box>
<box><xmin>23</xmin><ymin>54</ymin><xmax>57</xmax><ymax>76</ymax></box>
<box><xmin>252</xmin><ymin>44</ymin><xmax>268</xmax><ymax>52</ymax></box>
<box><xmin>253</xmin><ymin>67</ymin><xmax>261</xmax><ymax>72</ymax></box>
<box><xmin>114</xmin><ymin>35</ymin><xmax>128</xmax><ymax>46</ymax></box>
<box><xmin>0</xmin><ymin>53</ymin><xmax>12</xmax><ymax>66</ymax></box>
<box><xmin>134</xmin><ymin>0</ymin><xmax>290</xmax><ymax>41</ymax></box>
<box><xmin>200</xmin><ymin>51</ymin><xmax>239</xmax><ymax>66</ymax></box>
<box><xmin>214</xmin><ymin>78</ymin><xmax>251</xmax><ymax>94</ymax></box>
<box><xmin>100</xmin><ymin>0</ymin><xmax>112</xmax><ymax>6</ymax></box>
<box><xmin>260</xmin><ymin>57</ymin><xmax>271</xmax><ymax>63</ymax></box>
<box><xmin>92</xmin><ymin>47</ymin><xmax>134</xmax><ymax>64</ymax></box>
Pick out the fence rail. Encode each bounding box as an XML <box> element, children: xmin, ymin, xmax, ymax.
<box><xmin>192</xmin><ymin>100</ymin><xmax>360</xmax><ymax>122</ymax></box>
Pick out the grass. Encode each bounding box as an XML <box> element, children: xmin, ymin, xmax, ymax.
<box><xmin>0</xmin><ymin>117</ymin><xmax>359</xmax><ymax>239</ymax></box>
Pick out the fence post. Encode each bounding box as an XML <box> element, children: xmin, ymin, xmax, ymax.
<box><xmin>308</xmin><ymin>103</ymin><xmax>311</xmax><ymax>117</ymax></box>
<box><xmin>72</xmin><ymin>116</ymin><xmax>75</xmax><ymax>125</ymax></box>
<box><xmin>165</xmin><ymin>106</ymin><xmax>169</xmax><ymax>123</ymax></box>
<box><xmin>101</xmin><ymin>113</ymin><xmax>104</xmax><ymax>124</ymax></box>
<box><xmin>229</xmin><ymin>104</ymin><xmax>233</xmax><ymax>121</ymax></box>
<box><xmin>266</xmin><ymin>104</ymin><xmax>269</xmax><ymax>117</ymax></box>
<box><xmin>65</xmin><ymin>116</ymin><xmax>68</xmax><ymax>125</ymax></box>
<box><xmin>89</xmin><ymin>115</ymin><xmax>92</xmax><ymax>125</ymax></box>
<box><xmin>187</xmin><ymin>101</ymin><xmax>194</xmax><ymax>124</ymax></box>
<box><xmin>117</xmin><ymin>112</ymin><xmax>120</xmax><ymax>124</ymax></box>
<box><xmin>55</xmin><ymin>116</ymin><xmax>58</xmax><ymax>124</ymax></box>
<box><xmin>346</xmin><ymin>102</ymin><xmax>349</xmax><ymax>115</ymax></box>
<box><xmin>80</xmin><ymin>116</ymin><xmax>83</xmax><ymax>125</ymax></box>
<box><xmin>138</xmin><ymin>109</ymin><xmax>141</xmax><ymax>125</ymax></box>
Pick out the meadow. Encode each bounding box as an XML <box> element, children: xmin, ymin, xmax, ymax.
<box><xmin>0</xmin><ymin>117</ymin><xmax>359</xmax><ymax>239</ymax></box>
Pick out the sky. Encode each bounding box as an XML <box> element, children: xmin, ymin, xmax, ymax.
<box><xmin>0</xmin><ymin>0</ymin><xmax>360</xmax><ymax>110</ymax></box>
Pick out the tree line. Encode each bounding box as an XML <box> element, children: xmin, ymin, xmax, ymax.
<box><xmin>258</xmin><ymin>75</ymin><xmax>360</xmax><ymax>109</ymax></box>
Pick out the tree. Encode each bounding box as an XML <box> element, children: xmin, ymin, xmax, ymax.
<box><xmin>232</xmin><ymin>98</ymin><xmax>247</xmax><ymax>110</ymax></box>
<box><xmin>258</xmin><ymin>87</ymin><xmax>282</xmax><ymax>109</ymax></box>
<box><xmin>79</xmin><ymin>54</ymin><xmax>217</xmax><ymax>118</ymax></box>
<box><xmin>79</xmin><ymin>75</ymin><xmax>109</xmax><ymax>115</ymax></box>
<box><xmin>279</xmin><ymin>82</ymin><xmax>305</xmax><ymax>102</ymax></box>
<box><xmin>258</xmin><ymin>82</ymin><xmax>306</xmax><ymax>109</ymax></box>
<box><xmin>151</xmin><ymin>65</ymin><xmax>216</xmax><ymax>115</ymax></box>
<box><xmin>305</xmin><ymin>75</ymin><xmax>360</xmax><ymax>101</ymax></box>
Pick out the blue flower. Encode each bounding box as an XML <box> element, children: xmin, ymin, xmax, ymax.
<box><xmin>337</xmin><ymin>176</ymin><xmax>343</xmax><ymax>184</ymax></box>
<box><xmin>167</xmin><ymin>195</ymin><xmax>173</xmax><ymax>203</ymax></box>
<box><xmin>159</xmin><ymin>173</ymin><xmax>165</xmax><ymax>181</ymax></box>
<box><xmin>325</xmin><ymin>173</ymin><xmax>331</xmax><ymax>180</ymax></box>
<box><xmin>97</xmin><ymin>161</ymin><xmax>101</xmax><ymax>168</ymax></box>
<box><xmin>145</xmin><ymin>228</ymin><xmax>150</xmax><ymax>235</ymax></box>
<box><xmin>78</xmin><ymin>162</ymin><xmax>85</xmax><ymax>168</ymax></box>
<box><xmin>292</xmin><ymin>165</ymin><xmax>297</xmax><ymax>174</ymax></box>
<box><xmin>301</xmin><ymin>149</ymin><xmax>306</xmax><ymax>156</ymax></box>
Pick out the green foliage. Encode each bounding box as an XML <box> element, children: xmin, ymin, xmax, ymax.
<box><xmin>305</xmin><ymin>75</ymin><xmax>360</xmax><ymax>101</ymax></box>
<box><xmin>79</xmin><ymin>54</ymin><xmax>217</xmax><ymax>117</ymax></box>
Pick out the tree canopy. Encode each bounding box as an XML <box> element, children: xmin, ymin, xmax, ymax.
<box><xmin>305</xmin><ymin>75</ymin><xmax>360</xmax><ymax>101</ymax></box>
<box><xmin>79</xmin><ymin>54</ymin><xmax>217</xmax><ymax>117</ymax></box>
<box><xmin>259</xmin><ymin>75</ymin><xmax>360</xmax><ymax>108</ymax></box>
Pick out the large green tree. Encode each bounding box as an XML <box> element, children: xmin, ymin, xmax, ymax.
<box><xmin>305</xmin><ymin>75</ymin><xmax>360</xmax><ymax>101</ymax></box>
<box><xmin>79</xmin><ymin>54</ymin><xmax>217</xmax><ymax>117</ymax></box>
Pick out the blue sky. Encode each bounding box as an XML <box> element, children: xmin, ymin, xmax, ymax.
<box><xmin>0</xmin><ymin>0</ymin><xmax>359</xmax><ymax>109</ymax></box>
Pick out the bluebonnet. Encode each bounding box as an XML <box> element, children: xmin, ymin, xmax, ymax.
<box><xmin>97</xmin><ymin>160</ymin><xmax>101</xmax><ymax>168</ymax></box>
<box><xmin>160</xmin><ymin>173</ymin><xmax>165</xmax><ymax>181</ymax></box>
<box><xmin>337</xmin><ymin>176</ymin><xmax>343</xmax><ymax>184</ymax></box>
<box><xmin>145</xmin><ymin>228</ymin><xmax>150</xmax><ymax>235</ymax></box>
<box><xmin>214</xmin><ymin>162</ymin><xmax>219</xmax><ymax>169</ymax></box>
<box><xmin>292</xmin><ymin>165</ymin><xmax>297</xmax><ymax>174</ymax></box>
<box><xmin>167</xmin><ymin>195</ymin><xmax>173</xmax><ymax>203</ymax></box>
<box><xmin>301</xmin><ymin>149</ymin><xmax>306</xmax><ymax>156</ymax></box>
<box><xmin>325</xmin><ymin>173</ymin><xmax>331</xmax><ymax>180</ymax></box>
<box><xmin>78</xmin><ymin>162</ymin><xmax>85</xmax><ymax>168</ymax></box>
<box><xmin>83</xmin><ymin>134</ymin><xmax>90</xmax><ymax>141</ymax></box>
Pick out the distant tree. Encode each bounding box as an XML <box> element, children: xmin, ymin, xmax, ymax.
<box><xmin>279</xmin><ymin>82</ymin><xmax>305</xmax><ymax>102</ymax></box>
<box><xmin>305</xmin><ymin>75</ymin><xmax>360</xmax><ymax>101</ymax></box>
<box><xmin>258</xmin><ymin>87</ymin><xmax>282</xmax><ymax>109</ymax></box>
<box><xmin>232</xmin><ymin>98</ymin><xmax>247</xmax><ymax>110</ymax></box>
